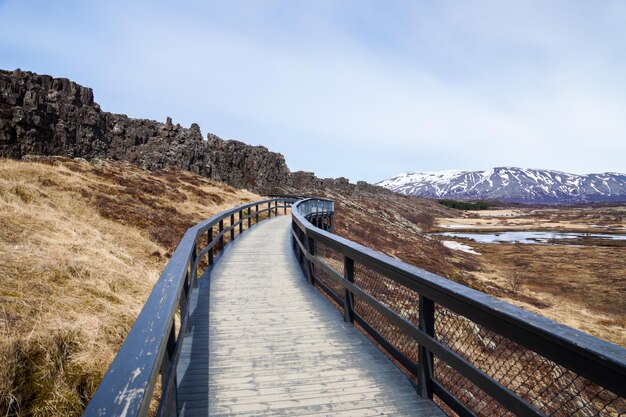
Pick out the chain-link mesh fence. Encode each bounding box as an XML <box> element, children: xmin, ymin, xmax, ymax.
<box><xmin>434</xmin><ymin>305</ymin><xmax>625</xmax><ymax>416</ymax></box>
<box><xmin>312</xmin><ymin>240</ymin><xmax>345</xmax><ymax>312</ymax></box>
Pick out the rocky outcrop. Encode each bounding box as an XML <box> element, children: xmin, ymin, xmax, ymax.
<box><xmin>0</xmin><ymin>69</ymin><xmax>290</xmax><ymax>192</ymax></box>
<box><xmin>0</xmin><ymin>68</ymin><xmax>405</xmax><ymax>198</ymax></box>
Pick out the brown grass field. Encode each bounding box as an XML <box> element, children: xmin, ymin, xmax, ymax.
<box><xmin>0</xmin><ymin>157</ymin><xmax>259</xmax><ymax>417</ymax></box>
<box><xmin>433</xmin><ymin>207</ymin><xmax>626</xmax><ymax>347</ymax></box>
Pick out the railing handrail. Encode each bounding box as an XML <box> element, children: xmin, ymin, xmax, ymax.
<box><xmin>83</xmin><ymin>197</ymin><xmax>297</xmax><ymax>417</ymax></box>
<box><xmin>292</xmin><ymin>199</ymin><xmax>626</xmax><ymax>373</ymax></box>
<box><xmin>291</xmin><ymin>198</ymin><xmax>626</xmax><ymax>415</ymax></box>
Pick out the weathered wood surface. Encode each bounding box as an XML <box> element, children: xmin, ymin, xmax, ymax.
<box><xmin>176</xmin><ymin>216</ymin><xmax>444</xmax><ymax>416</ymax></box>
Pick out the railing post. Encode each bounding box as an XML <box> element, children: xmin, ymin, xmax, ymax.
<box><xmin>255</xmin><ymin>204</ymin><xmax>259</xmax><ymax>223</ymax></box>
<box><xmin>158</xmin><ymin>322</ymin><xmax>178</xmax><ymax>417</ymax></box>
<box><xmin>283</xmin><ymin>201</ymin><xmax>287</xmax><ymax>215</ymax></box>
<box><xmin>190</xmin><ymin>243</ymin><xmax>198</xmax><ymax>288</ymax></box>
<box><xmin>274</xmin><ymin>201</ymin><xmax>278</xmax><ymax>216</ymax></box>
<box><xmin>418</xmin><ymin>296</ymin><xmax>435</xmax><ymax>399</ymax></box>
<box><xmin>296</xmin><ymin>229</ymin><xmax>303</xmax><ymax>263</ymax></box>
<box><xmin>343</xmin><ymin>257</ymin><xmax>354</xmax><ymax>323</ymax></box>
<box><xmin>230</xmin><ymin>213</ymin><xmax>235</xmax><ymax>241</ymax></box>
<box><xmin>219</xmin><ymin>219</ymin><xmax>224</xmax><ymax>250</ymax></box>
<box><xmin>238</xmin><ymin>210</ymin><xmax>243</xmax><ymax>234</ymax></box>
<box><xmin>247</xmin><ymin>209</ymin><xmax>251</xmax><ymax>228</ymax></box>
<box><xmin>208</xmin><ymin>227</ymin><xmax>213</xmax><ymax>265</ymax></box>
<box><xmin>298</xmin><ymin>229</ymin><xmax>305</xmax><ymax>266</ymax></box>
<box><xmin>306</xmin><ymin>235</ymin><xmax>315</xmax><ymax>285</ymax></box>
<box><xmin>180</xmin><ymin>268</ymin><xmax>190</xmax><ymax>318</ymax></box>
<box><xmin>268</xmin><ymin>202</ymin><xmax>271</xmax><ymax>219</ymax></box>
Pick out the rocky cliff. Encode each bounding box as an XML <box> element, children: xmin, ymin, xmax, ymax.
<box><xmin>0</xmin><ymin>68</ymin><xmax>291</xmax><ymax>192</ymax></box>
<box><xmin>0</xmin><ymin>68</ymin><xmax>419</xmax><ymax>200</ymax></box>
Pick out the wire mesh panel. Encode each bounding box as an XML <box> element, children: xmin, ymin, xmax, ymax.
<box><xmin>312</xmin><ymin>240</ymin><xmax>345</xmax><ymax>312</ymax></box>
<box><xmin>434</xmin><ymin>306</ymin><xmax>626</xmax><ymax>417</ymax></box>
<box><xmin>434</xmin><ymin>355</ymin><xmax>512</xmax><ymax>417</ymax></box>
<box><xmin>351</xmin><ymin>262</ymin><xmax>421</xmax><ymax>376</ymax></box>
<box><xmin>353</xmin><ymin>296</ymin><xmax>421</xmax><ymax>369</ymax></box>
<box><xmin>353</xmin><ymin>262</ymin><xmax>420</xmax><ymax>326</ymax></box>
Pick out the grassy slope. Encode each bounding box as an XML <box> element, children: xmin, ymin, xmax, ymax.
<box><xmin>476</xmin><ymin>243</ymin><xmax>626</xmax><ymax>346</ymax></box>
<box><xmin>0</xmin><ymin>157</ymin><xmax>258</xmax><ymax>416</ymax></box>
<box><xmin>298</xmin><ymin>186</ymin><xmax>482</xmax><ymax>287</ymax></box>
<box><xmin>317</xmin><ymin>189</ymin><xmax>626</xmax><ymax>347</ymax></box>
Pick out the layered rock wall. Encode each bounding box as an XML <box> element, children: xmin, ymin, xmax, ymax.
<box><xmin>0</xmin><ymin>69</ymin><xmax>291</xmax><ymax>192</ymax></box>
<box><xmin>0</xmin><ymin>68</ymin><xmax>399</xmax><ymax>198</ymax></box>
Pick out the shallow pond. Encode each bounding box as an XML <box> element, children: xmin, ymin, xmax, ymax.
<box><xmin>435</xmin><ymin>231</ymin><xmax>626</xmax><ymax>245</ymax></box>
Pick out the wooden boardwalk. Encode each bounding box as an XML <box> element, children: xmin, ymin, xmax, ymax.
<box><xmin>176</xmin><ymin>216</ymin><xmax>444</xmax><ymax>416</ymax></box>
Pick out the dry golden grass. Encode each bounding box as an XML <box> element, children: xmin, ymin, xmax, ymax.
<box><xmin>0</xmin><ymin>157</ymin><xmax>259</xmax><ymax>417</ymax></box>
<box><xmin>298</xmin><ymin>187</ymin><xmax>473</xmax><ymax>280</ymax></box>
<box><xmin>429</xmin><ymin>205</ymin><xmax>626</xmax><ymax>346</ymax></box>
<box><xmin>330</xmin><ymin>197</ymin><xmax>482</xmax><ymax>291</ymax></box>
<box><xmin>474</xmin><ymin>243</ymin><xmax>626</xmax><ymax>346</ymax></box>
<box><xmin>436</xmin><ymin>205</ymin><xmax>626</xmax><ymax>233</ymax></box>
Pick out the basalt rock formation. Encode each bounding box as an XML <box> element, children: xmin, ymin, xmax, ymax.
<box><xmin>0</xmin><ymin>68</ymin><xmax>415</xmax><ymax>200</ymax></box>
<box><xmin>0</xmin><ymin>68</ymin><xmax>290</xmax><ymax>192</ymax></box>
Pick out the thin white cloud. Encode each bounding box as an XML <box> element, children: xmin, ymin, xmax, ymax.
<box><xmin>0</xmin><ymin>0</ymin><xmax>624</xmax><ymax>181</ymax></box>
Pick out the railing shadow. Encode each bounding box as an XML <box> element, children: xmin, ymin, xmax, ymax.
<box><xmin>175</xmin><ymin>267</ymin><xmax>211</xmax><ymax>416</ymax></box>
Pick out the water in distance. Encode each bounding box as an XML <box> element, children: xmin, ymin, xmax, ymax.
<box><xmin>435</xmin><ymin>231</ymin><xmax>626</xmax><ymax>245</ymax></box>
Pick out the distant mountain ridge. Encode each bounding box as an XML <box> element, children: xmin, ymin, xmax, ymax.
<box><xmin>377</xmin><ymin>167</ymin><xmax>626</xmax><ymax>204</ymax></box>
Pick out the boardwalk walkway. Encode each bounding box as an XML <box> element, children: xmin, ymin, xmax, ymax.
<box><xmin>176</xmin><ymin>216</ymin><xmax>444</xmax><ymax>416</ymax></box>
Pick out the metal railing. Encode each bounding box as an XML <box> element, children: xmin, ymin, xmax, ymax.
<box><xmin>291</xmin><ymin>198</ymin><xmax>626</xmax><ymax>417</ymax></box>
<box><xmin>82</xmin><ymin>197</ymin><xmax>297</xmax><ymax>417</ymax></box>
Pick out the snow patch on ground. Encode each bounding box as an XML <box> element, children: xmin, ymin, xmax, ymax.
<box><xmin>439</xmin><ymin>224</ymin><xmax>482</xmax><ymax>229</ymax></box>
<box><xmin>442</xmin><ymin>240</ymin><xmax>481</xmax><ymax>255</ymax></box>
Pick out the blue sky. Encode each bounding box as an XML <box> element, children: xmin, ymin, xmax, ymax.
<box><xmin>1</xmin><ymin>1</ymin><xmax>625</xmax><ymax>182</ymax></box>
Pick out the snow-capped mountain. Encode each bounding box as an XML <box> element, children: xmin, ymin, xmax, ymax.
<box><xmin>377</xmin><ymin>167</ymin><xmax>626</xmax><ymax>204</ymax></box>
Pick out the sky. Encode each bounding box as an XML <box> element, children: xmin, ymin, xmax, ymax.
<box><xmin>1</xmin><ymin>1</ymin><xmax>625</xmax><ymax>182</ymax></box>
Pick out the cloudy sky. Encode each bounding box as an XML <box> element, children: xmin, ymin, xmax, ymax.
<box><xmin>1</xmin><ymin>1</ymin><xmax>625</xmax><ymax>182</ymax></box>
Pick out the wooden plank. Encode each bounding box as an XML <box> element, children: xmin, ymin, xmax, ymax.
<box><xmin>176</xmin><ymin>216</ymin><xmax>445</xmax><ymax>416</ymax></box>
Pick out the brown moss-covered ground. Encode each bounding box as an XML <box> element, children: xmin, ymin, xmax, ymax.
<box><xmin>433</xmin><ymin>207</ymin><xmax>626</xmax><ymax>346</ymax></box>
<box><xmin>292</xmin><ymin>186</ymin><xmax>486</xmax><ymax>295</ymax></box>
<box><xmin>472</xmin><ymin>242</ymin><xmax>626</xmax><ymax>346</ymax></box>
<box><xmin>0</xmin><ymin>157</ymin><xmax>259</xmax><ymax>417</ymax></box>
<box><xmin>331</xmin><ymin>195</ymin><xmax>481</xmax><ymax>279</ymax></box>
